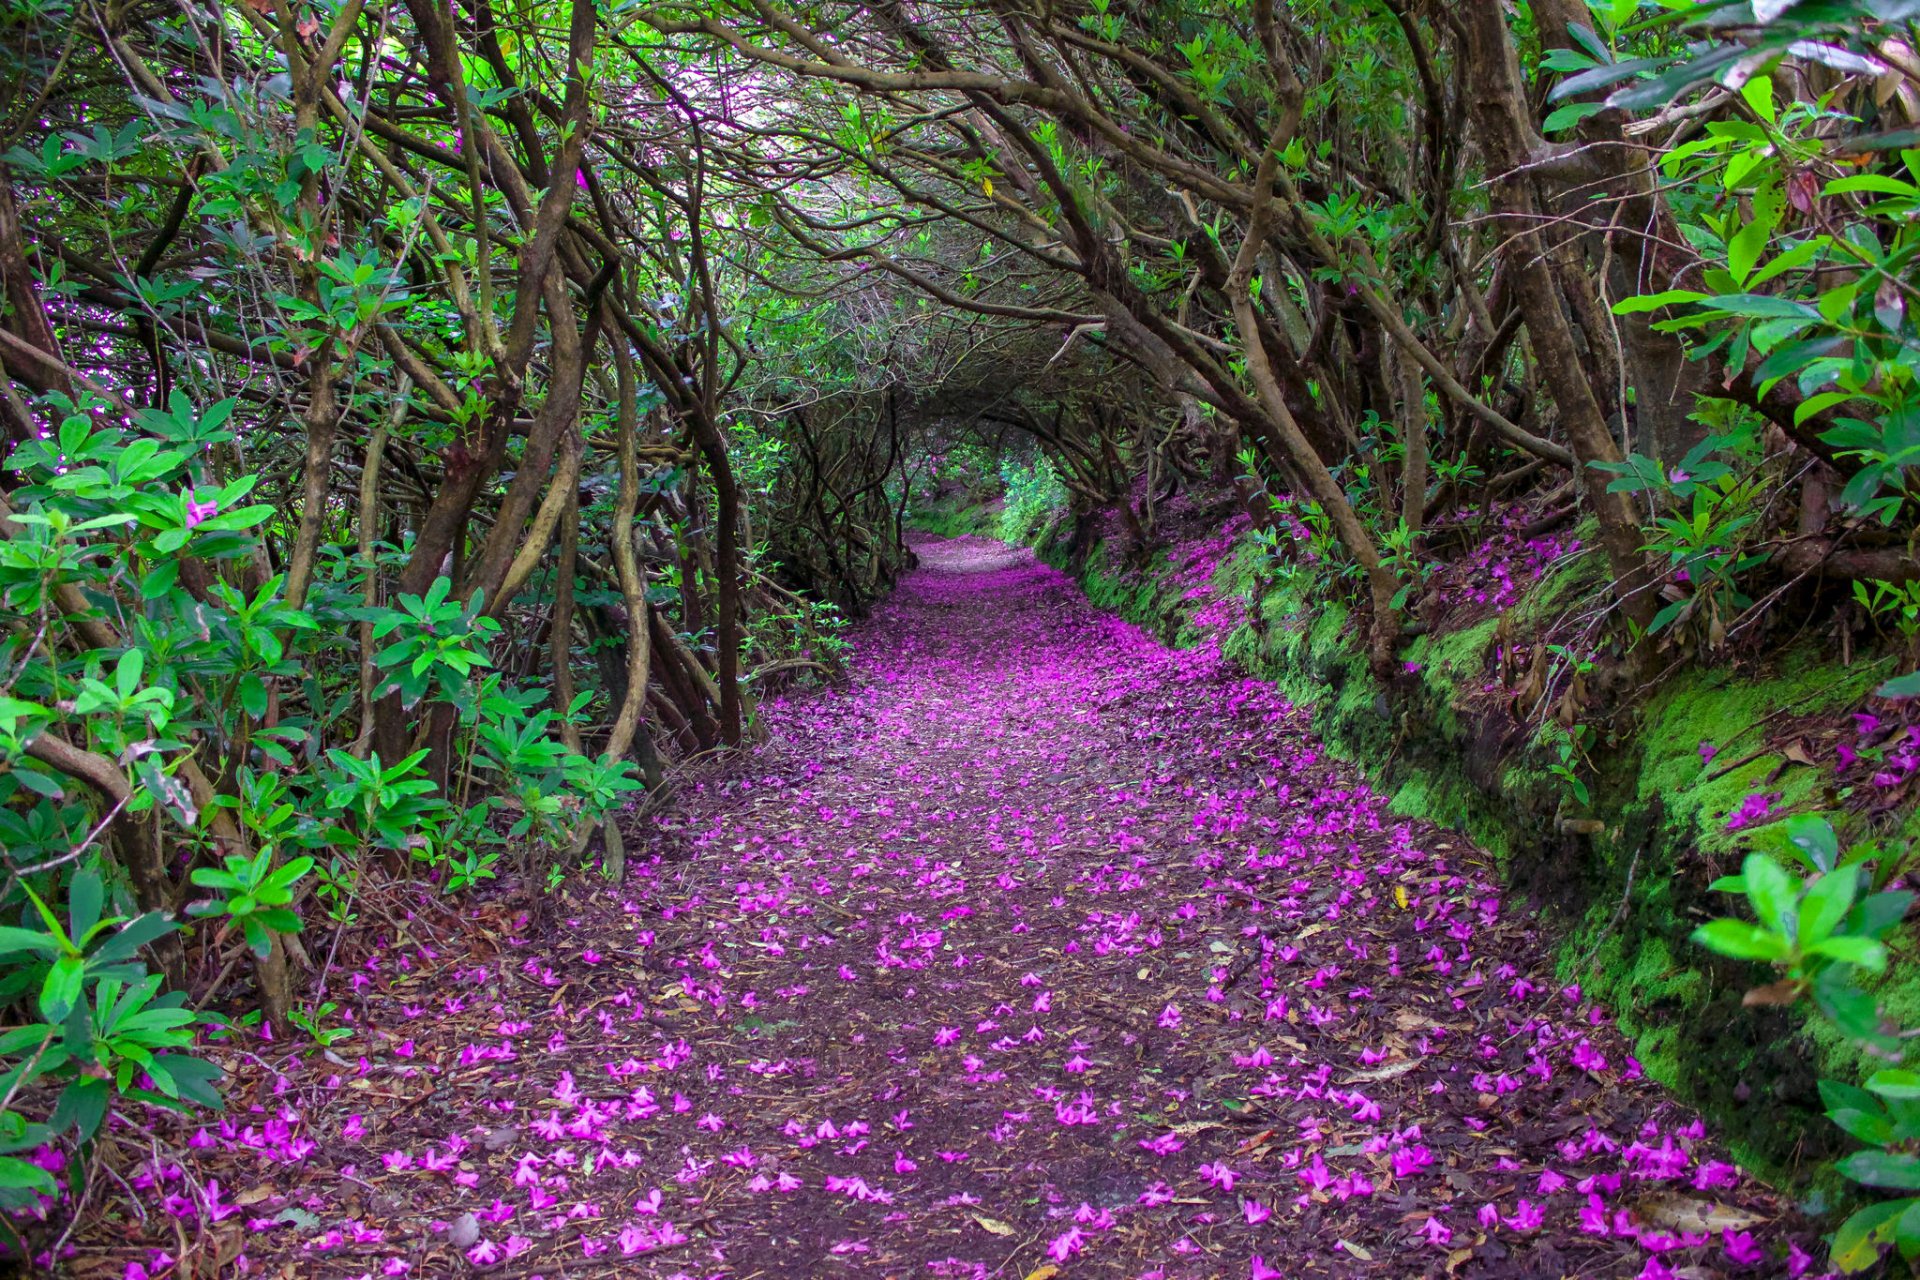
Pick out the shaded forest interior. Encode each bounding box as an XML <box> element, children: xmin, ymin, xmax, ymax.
<box><xmin>8</xmin><ymin>0</ymin><xmax>1920</xmax><ymax>1273</ymax></box>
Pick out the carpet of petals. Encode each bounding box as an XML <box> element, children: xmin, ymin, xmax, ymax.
<box><xmin>76</xmin><ymin>536</ymin><xmax>1810</xmax><ymax>1279</ymax></box>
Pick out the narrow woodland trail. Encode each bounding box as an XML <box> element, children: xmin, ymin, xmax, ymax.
<box><xmin>90</xmin><ymin>537</ymin><xmax>1796</xmax><ymax>1280</ymax></box>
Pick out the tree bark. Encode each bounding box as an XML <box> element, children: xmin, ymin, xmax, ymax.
<box><xmin>1460</xmin><ymin>3</ymin><xmax>1655</xmax><ymax>630</ymax></box>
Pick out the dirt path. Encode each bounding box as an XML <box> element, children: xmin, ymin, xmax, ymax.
<box><xmin>80</xmin><ymin>536</ymin><xmax>1795</xmax><ymax>1280</ymax></box>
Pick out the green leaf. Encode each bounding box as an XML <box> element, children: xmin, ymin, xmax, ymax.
<box><xmin>1799</xmin><ymin>868</ymin><xmax>1858</xmax><ymax>946</ymax></box>
<box><xmin>39</xmin><ymin>956</ymin><xmax>84</xmax><ymax>1020</ymax></box>
<box><xmin>270</xmin><ymin>856</ymin><xmax>315</xmax><ymax>888</ymax></box>
<box><xmin>115</xmin><ymin>650</ymin><xmax>144</xmax><ymax>700</ymax></box>
<box><xmin>194</xmin><ymin>503</ymin><xmax>275</xmax><ymax>533</ymax></box>
<box><xmin>1812</xmin><ymin>963</ymin><xmax>1891</xmax><ymax>1045</ymax></box>
<box><xmin>1691</xmin><ymin>919</ymin><xmax>1787</xmax><ymax>962</ymax></box>
<box><xmin>1547</xmin><ymin>58</ymin><xmax>1665</xmax><ymax>102</ymax></box>
<box><xmin>1807</xmin><ymin>935</ymin><xmax>1888</xmax><ymax>972</ymax></box>
<box><xmin>1543</xmin><ymin>101</ymin><xmax>1606</xmax><ymax>133</ymax></box>
<box><xmin>67</xmin><ymin>871</ymin><xmax>104</xmax><ymax>948</ymax></box>
<box><xmin>90</xmin><ymin>912</ymin><xmax>178</xmax><ymax>966</ymax></box>
<box><xmin>1728</xmin><ymin>210</ymin><xmax>1775</xmax><ymax>287</ymax></box>
<box><xmin>1832</xmin><ymin>1199</ymin><xmax>1907</xmax><ymax>1271</ymax></box>
<box><xmin>1823</xmin><ymin>1080</ymin><xmax>1894</xmax><ymax>1145</ymax></box>
<box><xmin>1797</xmin><ymin>390</ymin><xmax>1857</xmax><ymax>426</ymax></box>
<box><xmin>1877</xmin><ymin>670</ymin><xmax>1920</xmax><ymax>699</ymax></box>
<box><xmin>1750</xmin><ymin>236</ymin><xmax>1827</xmax><ymax>288</ymax></box>
<box><xmin>1840</xmin><ymin>1150</ymin><xmax>1920</xmax><ymax>1190</ymax></box>
<box><xmin>1540</xmin><ymin>47</ymin><xmax>1601</xmax><ymax>74</ymax></box>
<box><xmin>50</xmin><ymin>1078</ymin><xmax>109</xmax><ymax>1142</ymax></box>
<box><xmin>153</xmin><ymin>1053</ymin><xmax>223</xmax><ymax>1109</ymax></box>
<box><xmin>1564</xmin><ymin>21</ymin><xmax>1611</xmax><ymax>66</ymax></box>
<box><xmin>1827</xmin><ymin>174</ymin><xmax>1920</xmax><ymax>198</ymax></box>
<box><xmin>1849</xmin><ymin>891</ymin><xmax>1913</xmax><ymax>941</ymax></box>
<box><xmin>1868</xmin><ymin>1070</ymin><xmax>1920</xmax><ymax>1101</ymax></box>
<box><xmin>238</xmin><ymin>674</ymin><xmax>269</xmax><ymax>720</ymax></box>
<box><xmin>1782</xmin><ymin>814</ymin><xmax>1840</xmax><ymax>872</ymax></box>
<box><xmin>1741</xmin><ymin>853</ymin><xmax>1797</xmax><ymax>934</ymax></box>
<box><xmin>1710</xmin><ymin>293</ymin><xmax>1821</xmax><ymax>320</ymax></box>
<box><xmin>1612</xmin><ymin>289</ymin><xmax>1710</xmax><ymax>314</ymax></box>
<box><xmin>252</xmin><ymin>908</ymin><xmax>301</xmax><ymax>935</ymax></box>
<box><xmin>0</xmin><ymin>927</ymin><xmax>61</xmax><ymax>959</ymax></box>
<box><xmin>0</xmin><ymin>1158</ymin><xmax>52</xmax><ymax>1196</ymax></box>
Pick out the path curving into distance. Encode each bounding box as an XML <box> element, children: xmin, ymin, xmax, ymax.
<box><xmin>85</xmin><ymin>535</ymin><xmax>1797</xmax><ymax>1280</ymax></box>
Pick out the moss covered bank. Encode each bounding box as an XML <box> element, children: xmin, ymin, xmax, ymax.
<box><xmin>978</xmin><ymin>507</ymin><xmax>1912</xmax><ymax>1204</ymax></box>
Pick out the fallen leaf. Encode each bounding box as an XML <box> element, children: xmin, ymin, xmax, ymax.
<box><xmin>447</xmin><ymin>1212</ymin><xmax>481</xmax><ymax>1248</ymax></box>
<box><xmin>1742</xmin><ymin>979</ymin><xmax>1804</xmax><ymax>1007</ymax></box>
<box><xmin>1023</xmin><ymin>1267</ymin><xmax>1061</xmax><ymax>1280</ymax></box>
<box><xmin>1342</xmin><ymin>1059</ymin><xmax>1418</xmax><ymax>1083</ymax></box>
<box><xmin>271</xmin><ymin>1207</ymin><xmax>320</xmax><ymax>1233</ymax></box>
<box><xmin>1234</xmin><ymin>1128</ymin><xmax>1276</xmax><ymax>1153</ymax></box>
<box><xmin>1632</xmin><ymin>1192</ymin><xmax>1766</xmax><ymax>1234</ymax></box>
<box><xmin>972</xmin><ymin>1214</ymin><xmax>1016</xmax><ymax>1237</ymax></box>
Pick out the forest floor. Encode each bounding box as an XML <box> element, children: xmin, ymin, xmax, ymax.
<box><xmin>74</xmin><ymin>536</ymin><xmax>1809</xmax><ymax>1280</ymax></box>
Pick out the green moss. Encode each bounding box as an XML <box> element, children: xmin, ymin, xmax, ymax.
<box><xmin>1508</xmin><ymin>532</ymin><xmax>1606</xmax><ymax>630</ymax></box>
<box><xmin>1634</xmin><ymin>654</ymin><xmax>1878</xmax><ymax>858</ymax></box>
<box><xmin>906</xmin><ymin>500</ymin><xmax>998</xmax><ymax>539</ymax></box>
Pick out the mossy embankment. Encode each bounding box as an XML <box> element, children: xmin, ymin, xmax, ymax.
<box><xmin>974</xmin><ymin>503</ymin><xmax>1911</xmax><ymax>1202</ymax></box>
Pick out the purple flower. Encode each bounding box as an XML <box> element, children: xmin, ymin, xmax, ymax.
<box><xmin>1504</xmin><ymin>1198</ymin><xmax>1544</xmax><ymax>1231</ymax></box>
<box><xmin>1197</xmin><ymin>1161</ymin><xmax>1238</xmax><ymax>1191</ymax></box>
<box><xmin>1723</xmin><ymin>1228</ymin><xmax>1763</xmax><ymax>1266</ymax></box>
<box><xmin>1725</xmin><ymin>791</ymin><xmax>1776</xmax><ymax>831</ymax></box>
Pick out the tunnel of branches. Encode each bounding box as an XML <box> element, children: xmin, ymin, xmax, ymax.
<box><xmin>6</xmin><ymin>0</ymin><xmax>1920</xmax><ymax>1267</ymax></box>
<box><xmin>2</xmin><ymin>0</ymin><xmax>1912</xmax><ymax>1010</ymax></box>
